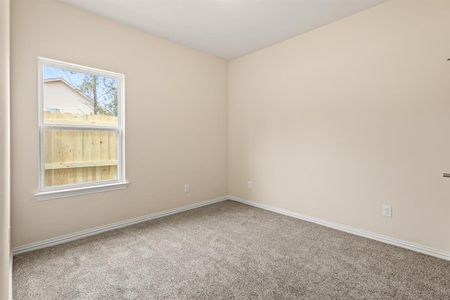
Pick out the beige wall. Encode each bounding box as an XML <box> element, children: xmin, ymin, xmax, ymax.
<box><xmin>1</xmin><ymin>0</ymin><xmax>11</xmax><ymax>297</ymax></box>
<box><xmin>11</xmin><ymin>0</ymin><xmax>450</xmax><ymax>256</ymax></box>
<box><xmin>11</xmin><ymin>0</ymin><xmax>228</xmax><ymax>247</ymax></box>
<box><xmin>229</xmin><ymin>0</ymin><xmax>450</xmax><ymax>252</ymax></box>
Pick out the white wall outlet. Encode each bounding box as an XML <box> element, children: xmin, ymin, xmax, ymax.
<box><xmin>382</xmin><ymin>204</ymin><xmax>392</xmax><ymax>218</ymax></box>
<box><xmin>247</xmin><ymin>180</ymin><xmax>253</xmax><ymax>189</ymax></box>
<box><xmin>184</xmin><ymin>183</ymin><xmax>190</xmax><ymax>193</ymax></box>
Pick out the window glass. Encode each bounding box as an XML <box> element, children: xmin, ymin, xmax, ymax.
<box><xmin>43</xmin><ymin>64</ymin><xmax>119</xmax><ymax>127</ymax></box>
<box><xmin>43</xmin><ymin>128</ymin><xmax>118</xmax><ymax>187</ymax></box>
<box><xmin>40</xmin><ymin>58</ymin><xmax>124</xmax><ymax>190</ymax></box>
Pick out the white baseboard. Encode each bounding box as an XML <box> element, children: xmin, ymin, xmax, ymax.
<box><xmin>228</xmin><ymin>195</ymin><xmax>450</xmax><ymax>261</ymax></box>
<box><xmin>13</xmin><ymin>195</ymin><xmax>228</xmax><ymax>256</ymax></box>
<box><xmin>14</xmin><ymin>195</ymin><xmax>450</xmax><ymax>261</ymax></box>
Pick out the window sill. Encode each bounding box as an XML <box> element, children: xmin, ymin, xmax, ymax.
<box><xmin>35</xmin><ymin>181</ymin><xmax>129</xmax><ymax>201</ymax></box>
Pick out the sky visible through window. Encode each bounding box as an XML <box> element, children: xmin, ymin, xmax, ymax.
<box><xmin>43</xmin><ymin>64</ymin><xmax>119</xmax><ymax>116</ymax></box>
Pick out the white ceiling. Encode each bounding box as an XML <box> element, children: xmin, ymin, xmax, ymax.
<box><xmin>61</xmin><ymin>0</ymin><xmax>386</xmax><ymax>59</ymax></box>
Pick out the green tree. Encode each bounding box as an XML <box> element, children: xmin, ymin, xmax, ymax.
<box><xmin>67</xmin><ymin>71</ymin><xmax>118</xmax><ymax>116</ymax></box>
<box><xmin>79</xmin><ymin>74</ymin><xmax>99</xmax><ymax>114</ymax></box>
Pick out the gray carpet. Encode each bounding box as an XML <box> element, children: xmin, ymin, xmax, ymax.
<box><xmin>13</xmin><ymin>200</ymin><xmax>450</xmax><ymax>299</ymax></box>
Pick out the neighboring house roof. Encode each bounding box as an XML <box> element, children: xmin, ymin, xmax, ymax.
<box><xmin>44</xmin><ymin>78</ymin><xmax>95</xmax><ymax>106</ymax></box>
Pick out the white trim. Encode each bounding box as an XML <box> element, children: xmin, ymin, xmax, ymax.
<box><xmin>34</xmin><ymin>181</ymin><xmax>129</xmax><ymax>201</ymax></box>
<box><xmin>13</xmin><ymin>196</ymin><xmax>228</xmax><ymax>255</ymax></box>
<box><xmin>228</xmin><ymin>195</ymin><xmax>450</xmax><ymax>261</ymax></box>
<box><xmin>14</xmin><ymin>195</ymin><xmax>450</xmax><ymax>261</ymax></box>
<box><xmin>8</xmin><ymin>251</ymin><xmax>12</xmax><ymax>300</ymax></box>
<box><xmin>38</xmin><ymin>57</ymin><xmax>124</xmax><ymax>79</ymax></box>
<box><xmin>37</xmin><ymin>57</ymin><xmax>126</xmax><ymax>194</ymax></box>
<box><xmin>43</xmin><ymin>124</ymin><xmax>119</xmax><ymax>131</ymax></box>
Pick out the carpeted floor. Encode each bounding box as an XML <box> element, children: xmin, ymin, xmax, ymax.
<box><xmin>13</xmin><ymin>200</ymin><xmax>450</xmax><ymax>299</ymax></box>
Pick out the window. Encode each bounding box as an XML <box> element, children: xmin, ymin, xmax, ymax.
<box><xmin>36</xmin><ymin>57</ymin><xmax>126</xmax><ymax>199</ymax></box>
<box><xmin>46</xmin><ymin>108</ymin><xmax>61</xmax><ymax>113</ymax></box>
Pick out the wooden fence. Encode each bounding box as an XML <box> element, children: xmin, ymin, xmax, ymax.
<box><xmin>44</xmin><ymin>112</ymin><xmax>118</xmax><ymax>187</ymax></box>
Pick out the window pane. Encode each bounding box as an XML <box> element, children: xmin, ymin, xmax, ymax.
<box><xmin>44</xmin><ymin>128</ymin><xmax>118</xmax><ymax>187</ymax></box>
<box><xmin>42</xmin><ymin>64</ymin><xmax>119</xmax><ymax>127</ymax></box>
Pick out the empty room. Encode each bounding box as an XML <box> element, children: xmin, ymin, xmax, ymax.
<box><xmin>1</xmin><ymin>0</ymin><xmax>450</xmax><ymax>299</ymax></box>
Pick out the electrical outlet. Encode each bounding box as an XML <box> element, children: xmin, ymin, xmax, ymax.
<box><xmin>247</xmin><ymin>181</ymin><xmax>253</xmax><ymax>189</ymax></box>
<box><xmin>382</xmin><ymin>204</ymin><xmax>392</xmax><ymax>218</ymax></box>
<box><xmin>184</xmin><ymin>183</ymin><xmax>190</xmax><ymax>193</ymax></box>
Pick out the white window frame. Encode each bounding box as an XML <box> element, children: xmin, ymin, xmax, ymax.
<box><xmin>35</xmin><ymin>57</ymin><xmax>127</xmax><ymax>200</ymax></box>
